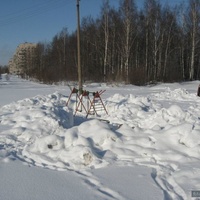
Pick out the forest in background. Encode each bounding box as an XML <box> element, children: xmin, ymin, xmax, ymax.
<box><xmin>12</xmin><ymin>0</ymin><xmax>200</xmax><ymax>85</ymax></box>
<box><xmin>0</xmin><ymin>65</ymin><xmax>9</xmax><ymax>75</ymax></box>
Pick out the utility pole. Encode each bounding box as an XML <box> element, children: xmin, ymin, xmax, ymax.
<box><xmin>76</xmin><ymin>0</ymin><xmax>82</xmax><ymax>94</ymax></box>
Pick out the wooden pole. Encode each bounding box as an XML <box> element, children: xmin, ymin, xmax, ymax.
<box><xmin>76</xmin><ymin>0</ymin><xmax>82</xmax><ymax>95</ymax></box>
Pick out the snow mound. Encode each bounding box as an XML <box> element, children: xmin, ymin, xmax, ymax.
<box><xmin>105</xmin><ymin>94</ymin><xmax>156</xmax><ymax>127</ymax></box>
<box><xmin>0</xmin><ymin>92</ymin><xmax>73</xmax><ymax>164</ymax></box>
<box><xmin>102</xmin><ymin>90</ymin><xmax>200</xmax><ymax>199</ymax></box>
<box><xmin>23</xmin><ymin>119</ymin><xmax>120</xmax><ymax>170</ymax></box>
<box><xmin>152</xmin><ymin>87</ymin><xmax>197</xmax><ymax>101</ymax></box>
<box><xmin>1</xmin><ymin>86</ymin><xmax>200</xmax><ymax>199</ymax></box>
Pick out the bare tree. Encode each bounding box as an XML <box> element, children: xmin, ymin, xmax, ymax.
<box><xmin>119</xmin><ymin>0</ymin><xmax>137</xmax><ymax>83</ymax></box>
<box><xmin>11</xmin><ymin>0</ymin><xmax>200</xmax><ymax>84</ymax></box>
<box><xmin>187</xmin><ymin>0</ymin><xmax>200</xmax><ymax>80</ymax></box>
<box><xmin>101</xmin><ymin>0</ymin><xmax>110</xmax><ymax>81</ymax></box>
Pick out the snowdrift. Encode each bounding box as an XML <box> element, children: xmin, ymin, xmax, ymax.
<box><xmin>1</xmin><ymin>78</ymin><xmax>200</xmax><ymax>199</ymax></box>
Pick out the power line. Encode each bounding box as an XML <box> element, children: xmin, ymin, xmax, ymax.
<box><xmin>0</xmin><ymin>0</ymin><xmax>59</xmax><ymax>18</ymax></box>
<box><xmin>0</xmin><ymin>0</ymin><xmax>74</xmax><ymax>27</ymax></box>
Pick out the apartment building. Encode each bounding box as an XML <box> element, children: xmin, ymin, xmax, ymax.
<box><xmin>9</xmin><ymin>42</ymin><xmax>37</xmax><ymax>75</ymax></box>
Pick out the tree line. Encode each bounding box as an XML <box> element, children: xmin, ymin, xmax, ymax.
<box><xmin>16</xmin><ymin>0</ymin><xmax>200</xmax><ymax>85</ymax></box>
<box><xmin>0</xmin><ymin>65</ymin><xmax>9</xmax><ymax>75</ymax></box>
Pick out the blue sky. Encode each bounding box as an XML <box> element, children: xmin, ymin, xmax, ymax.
<box><xmin>0</xmin><ymin>0</ymin><xmax>186</xmax><ymax>66</ymax></box>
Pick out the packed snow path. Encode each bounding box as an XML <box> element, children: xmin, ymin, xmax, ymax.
<box><xmin>0</xmin><ymin>75</ymin><xmax>200</xmax><ymax>199</ymax></box>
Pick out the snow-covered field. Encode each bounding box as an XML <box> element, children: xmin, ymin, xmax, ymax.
<box><xmin>0</xmin><ymin>74</ymin><xmax>200</xmax><ymax>200</ymax></box>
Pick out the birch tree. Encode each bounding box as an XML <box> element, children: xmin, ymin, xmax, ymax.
<box><xmin>119</xmin><ymin>0</ymin><xmax>137</xmax><ymax>83</ymax></box>
<box><xmin>187</xmin><ymin>0</ymin><xmax>200</xmax><ymax>80</ymax></box>
<box><xmin>182</xmin><ymin>0</ymin><xmax>200</xmax><ymax>80</ymax></box>
<box><xmin>101</xmin><ymin>0</ymin><xmax>110</xmax><ymax>81</ymax></box>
